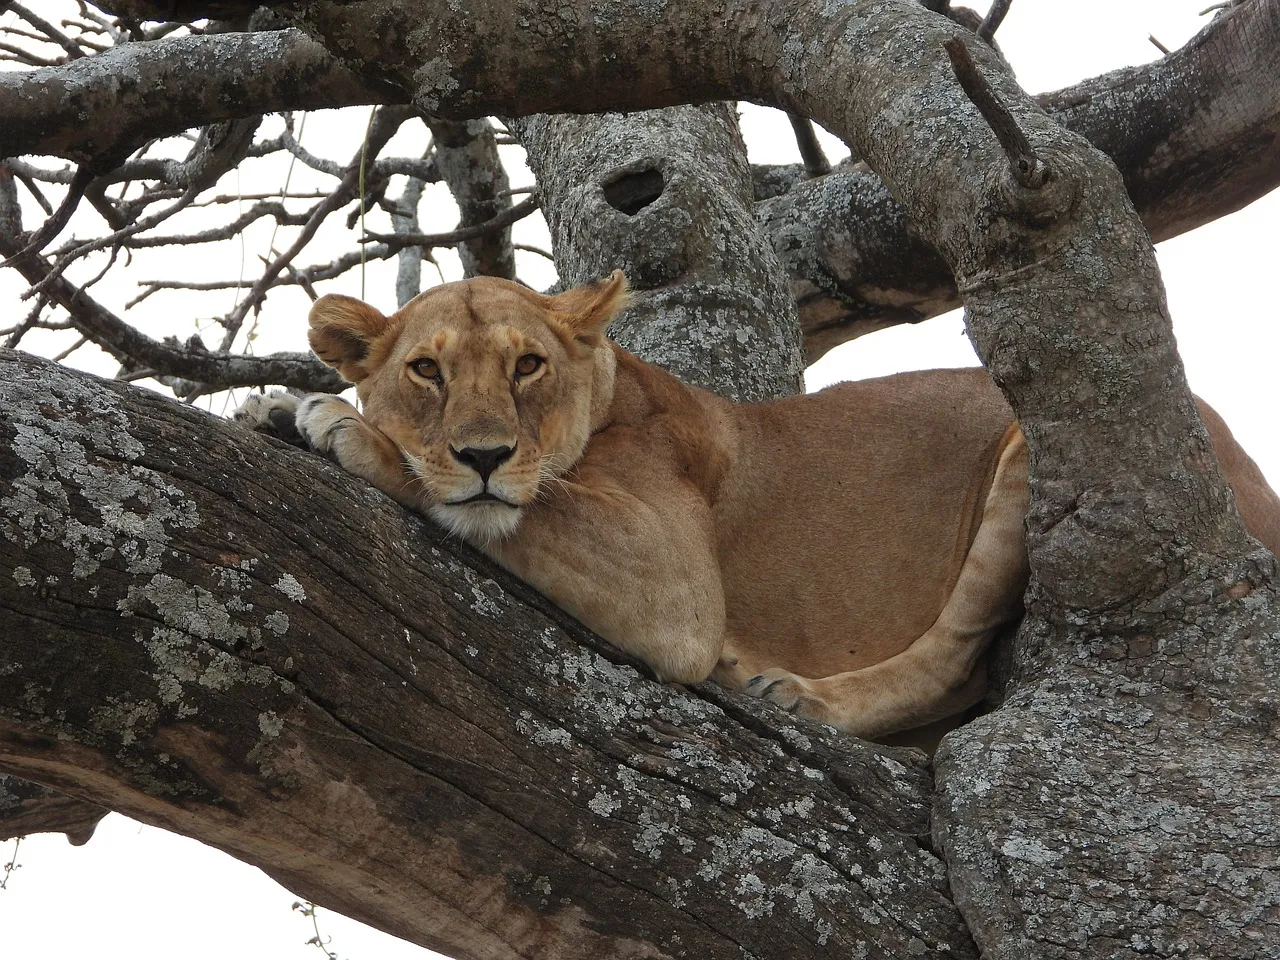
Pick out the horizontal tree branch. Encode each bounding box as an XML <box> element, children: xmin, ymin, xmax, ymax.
<box><xmin>365</xmin><ymin>194</ymin><xmax>540</xmax><ymax>254</ymax></box>
<box><xmin>764</xmin><ymin>0</ymin><xmax>1280</xmax><ymax>359</ymax></box>
<box><xmin>5</xmin><ymin>6</ymin><xmax>1277</xmax><ymax>360</ymax></box>
<box><xmin>0</xmin><ymin>28</ymin><xmax>403</xmax><ymax>166</ymax></box>
<box><xmin>0</xmin><ymin>349</ymin><xmax>973</xmax><ymax>960</ymax></box>
<box><xmin>0</xmin><ymin>774</ymin><xmax>108</xmax><ymax>845</ymax></box>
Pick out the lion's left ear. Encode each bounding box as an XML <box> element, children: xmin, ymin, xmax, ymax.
<box><xmin>546</xmin><ymin>270</ymin><xmax>630</xmax><ymax>347</ymax></box>
<box><xmin>308</xmin><ymin>294</ymin><xmax>391</xmax><ymax>383</ymax></box>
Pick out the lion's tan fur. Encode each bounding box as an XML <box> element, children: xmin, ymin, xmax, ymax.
<box><xmin>285</xmin><ymin>273</ymin><xmax>1280</xmax><ymax>743</ymax></box>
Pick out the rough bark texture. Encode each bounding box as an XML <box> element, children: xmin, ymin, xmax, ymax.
<box><xmin>935</xmin><ymin>564</ymin><xmax>1280</xmax><ymax>960</ymax></box>
<box><xmin>4</xmin><ymin>6</ymin><xmax>1277</xmax><ymax>362</ymax></box>
<box><xmin>2</xmin><ymin>1</ymin><xmax>1278</xmax><ymax>958</ymax></box>
<box><xmin>514</xmin><ymin>106</ymin><xmax>803</xmax><ymax>401</ymax></box>
<box><xmin>0</xmin><ymin>29</ymin><xmax>403</xmax><ymax>167</ymax></box>
<box><xmin>0</xmin><ymin>774</ymin><xmax>108</xmax><ymax>845</ymax></box>
<box><xmin>0</xmin><ymin>349</ymin><xmax>974</xmax><ymax>960</ymax></box>
<box><xmin>761</xmin><ymin>0</ymin><xmax>1280</xmax><ymax>358</ymax></box>
<box><xmin>426</xmin><ymin>117</ymin><xmax>517</xmax><ymax>281</ymax></box>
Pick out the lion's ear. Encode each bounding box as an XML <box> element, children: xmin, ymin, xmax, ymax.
<box><xmin>307</xmin><ymin>294</ymin><xmax>390</xmax><ymax>383</ymax></box>
<box><xmin>547</xmin><ymin>270</ymin><xmax>629</xmax><ymax>347</ymax></box>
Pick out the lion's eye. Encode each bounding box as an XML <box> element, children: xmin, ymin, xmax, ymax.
<box><xmin>514</xmin><ymin>354</ymin><xmax>544</xmax><ymax>378</ymax></box>
<box><xmin>410</xmin><ymin>358</ymin><xmax>442</xmax><ymax>383</ymax></box>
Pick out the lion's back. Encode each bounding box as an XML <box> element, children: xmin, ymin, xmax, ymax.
<box><xmin>713</xmin><ymin>368</ymin><xmax>1014</xmax><ymax>679</ymax></box>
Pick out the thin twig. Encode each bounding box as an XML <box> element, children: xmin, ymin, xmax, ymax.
<box><xmin>1148</xmin><ymin>34</ymin><xmax>1171</xmax><ymax>55</ymax></box>
<box><xmin>0</xmin><ymin>165</ymin><xmax>93</xmax><ymax>266</ymax></box>
<box><xmin>51</xmin><ymin>334</ymin><xmax>89</xmax><ymax>362</ymax></box>
<box><xmin>977</xmin><ymin>0</ymin><xmax>1013</xmax><ymax>43</ymax></box>
<box><xmin>366</xmin><ymin>194</ymin><xmax>541</xmax><ymax>254</ymax></box>
<box><xmin>0</xmin><ymin>837</ymin><xmax>21</xmax><ymax>891</ymax></box>
<box><xmin>943</xmin><ymin>37</ymin><xmax>1048</xmax><ymax>189</ymax></box>
<box><xmin>513</xmin><ymin>243</ymin><xmax>554</xmax><ymax>261</ymax></box>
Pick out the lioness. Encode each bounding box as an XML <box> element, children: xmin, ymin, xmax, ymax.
<box><xmin>237</xmin><ymin>272</ymin><xmax>1280</xmax><ymax>742</ymax></box>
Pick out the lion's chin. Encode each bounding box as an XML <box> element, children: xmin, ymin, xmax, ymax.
<box><xmin>429</xmin><ymin>500</ymin><xmax>524</xmax><ymax>545</ymax></box>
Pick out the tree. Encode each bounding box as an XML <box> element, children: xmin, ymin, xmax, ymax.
<box><xmin>2</xmin><ymin>1</ymin><xmax>1279</xmax><ymax>958</ymax></box>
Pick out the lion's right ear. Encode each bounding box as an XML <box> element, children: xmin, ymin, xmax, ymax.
<box><xmin>307</xmin><ymin>294</ymin><xmax>390</xmax><ymax>383</ymax></box>
<box><xmin>546</xmin><ymin>270</ymin><xmax>629</xmax><ymax>348</ymax></box>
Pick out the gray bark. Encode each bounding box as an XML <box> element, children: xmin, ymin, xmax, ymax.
<box><xmin>4</xmin><ymin>6</ymin><xmax>1277</xmax><ymax>364</ymax></box>
<box><xmin>514</xmin><ymin>105</ymin><xmax>803</xmax><ymax>401</ymax></box>
<box><xmin>762</xmin><ymin>0</ymin><xmax>1280</xmax><ymax>360</ymax></box>
<box><xmin>426</xmin><ymin>117</ymin><xmax>517</xmax><ymax>281</ymax></box>
<box><xmin>0</xmin><ymin>348</ymin><xmax>971</xmax><ymax>960</ymax></box>
<box><xmin>2</xmin><ymin>1</ymin><xmax>1278</xmax><ymax>958</ymax></box>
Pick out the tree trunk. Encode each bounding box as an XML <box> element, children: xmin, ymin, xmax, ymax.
<box><xmin>3</xmin><ymin>1</ymin><xmax>1279</xmax><ymax>957</ymax></box>
<box><xmin>0</xmin><ymin>348</ymin><xmax>972</xmax><ymax>959</ymax></box>
<box><xmin>514</xmin><ymin>104</ymin><xmax>803</xmax><ymax>400</ymax></box>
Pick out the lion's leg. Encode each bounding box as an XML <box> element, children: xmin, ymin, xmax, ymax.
<box><xmin>486</xmin><ymin>476</ymin><xmax>727</xmax><ymax>686</ymax></box>
<box><xmin>290</xmin><ymin>395</ymin><xmax>426</xmax><ymax>511</ymax></box>
<box><xmin>744</xmin><ymin>427</ymin><xmax>1029</xmax><ymax>739</ymax></box>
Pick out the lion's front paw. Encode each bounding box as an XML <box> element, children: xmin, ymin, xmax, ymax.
<box><xmin>232</xmin><ymin>391</ymin><xmax>305</xmax><ymax>447</ymax></box>
<box><xmin>294</xmin><ymin>394</ymin><xmax>361</xmax><ymax>457</ymax></box>
<box><xmin>744</xmin><ymin>669</ymin><xmax>831</xmax><ymax>724</ymax></box>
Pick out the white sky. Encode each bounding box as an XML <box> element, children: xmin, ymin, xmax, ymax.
<box><xmin>3</xmin><ymin>2</ymin><xmax>1277</xmax><ymax>959</ymax></box>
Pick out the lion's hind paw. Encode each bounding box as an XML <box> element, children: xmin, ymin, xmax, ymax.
<box><xmin>743</xmin><ymin>668</ymin><xmax>831</xmax><ymax>725</ymax></box>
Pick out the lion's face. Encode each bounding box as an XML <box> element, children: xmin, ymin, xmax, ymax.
<box><xmin>307</xmin><ymin>273</ymin><xmax>627</xmax><ymax>542</ymax></box>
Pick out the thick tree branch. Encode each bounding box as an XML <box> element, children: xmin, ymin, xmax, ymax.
<box><xmin>5</xmin><ymin>5</ymin><xmax>1277</xmax><ymax>361</ymax></box>
<box><xmin>1</xmin><ymin>4</ymin><xmax>1277</xmax><ymax>959</ymax></box>
<box><xmin>0</xmin><ymin>774</ymin><xmax>108</xmax><ymax>845</ymax></box>
<box><xmin>765</xmin><ymin>0</ymin><xmax>1280</xmax><ymax>359</ymax></box>
<box><xmin>0</xmin><ymin>29</ymin><xmax>403</xmax><ymax>166</ymax></box>
<box><xmin>0</xmin><ymin>349</ymin><xmax>973</xmax><ymax>960</ymax></box>
<box><xmin>514</xmin><ymin>105</ymin><xmax>804</xmax><ymax>402</ymax></box>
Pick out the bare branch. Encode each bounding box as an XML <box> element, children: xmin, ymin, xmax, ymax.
<box><xmin>0</xmin><ymin>165</ymin><xmax>91</xmax><ymax>264</ymax></box>
<box><xmin>786</xmin><ymin>112</ymin><xmax>831</xmax><ymax>177</ymax></box>
<box><xmin>392</xmin><ymin>175</ymin><xmax>427</xmax><ymax>307</ymax></box>
<box><xmin>977</xmin><ymin>0</ymin><xmax>1012</xmax><ymax>42</ymax></box>
<box><xmin>943</xmin><ymin>37</ymin><xmax>1048</xmax><ymax>189</ymax></box>
<box><xmin>215</xmin><ymin>104</ymin><xmax>414</xmax><ymax>350</ymax></box>
<box><xmin>366</xmin><ymin>194</ymin><xmax>540</xmax><ymax>255</ymax></box>
<box><xmin>0</xmin><ymin>166</ymin><xmax>344</xmax><ymax>392</ymax></box>
<box><xmin>8</xmin><ymin>2</ymin><xmax>87</xmax><ymax>59</ymax></box>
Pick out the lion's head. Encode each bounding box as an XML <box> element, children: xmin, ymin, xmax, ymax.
<box><xmin>307</xmin><ymin>272</ymin><xmax>629</xmax><ymax>542</ymax></box>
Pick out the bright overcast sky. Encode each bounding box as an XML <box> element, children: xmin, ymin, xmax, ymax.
<box><xmin>3</xmin><ymin>2</ymin><xmax>1277</xmax><ymax>959</ymax></box>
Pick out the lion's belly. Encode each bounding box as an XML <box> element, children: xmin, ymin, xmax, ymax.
<box><xmin>712</xmin><ymin>368</ymin><xmax>1013</xmax><ymax>681</ymax></box>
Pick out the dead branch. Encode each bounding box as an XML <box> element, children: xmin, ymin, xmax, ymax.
<box><xmin>943</xmin><ymin>37</ymin><xmax>1047</xmax><ymax>189</ymax></box>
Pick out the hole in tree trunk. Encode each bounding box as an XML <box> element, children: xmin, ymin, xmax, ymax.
<box><xmin>602</xmin><ymin>168</ymin><xmax>665</xmax><ymax>215</ymax></box>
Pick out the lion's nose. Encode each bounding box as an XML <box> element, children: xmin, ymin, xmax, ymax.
<box><xmin>451</xmin><ymin>444</ymin><xmax>515</xmax><ymax>483</ymax></box>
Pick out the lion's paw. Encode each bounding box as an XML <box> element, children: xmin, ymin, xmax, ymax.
<box><xmin>232</xmin><ymin>391</ymin><xmax>305</xmax><ymax>447</ymax></box>
<box><xmin>743</xmin><ymin>669</ymin><xmax>830</xmax><ymax>723</ymax></box>
<box><xmin>294</xmin><ymin>394</ymin><xmax>361</xmax><ymax>457</ymax></box>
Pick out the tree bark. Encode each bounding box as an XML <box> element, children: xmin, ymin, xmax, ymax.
<box><xmin>514</xmin><ymin>105</ymin><xmax>803</xmax><ymax>401</ymax></box>
<box><xmin>426</xmin><ymin>117</ymin><xmax>518</xmax><ymax>281</ymax></box>
<box><xmin>2</xmin><ymin>2</ymin><xmax>1279</xmax><ymax>958</ymax></box>
<box><xmin>0</xmin><ymin>774</ymin><xmax>107</xmax><ymax>845</ymax></box>
<box><xmin>761</xmin><ymin>0</ymin><xmax>1280</xmax><ymax>359</ymax></box>
<box><xmin>4</xmin><ymin>5</ymin><xmax>1277</xmax><ymax>362</ymax></box>
<box><xmin>0</xmin><ymin>348</ymin><xmax>973</xmax><ymax>960</ymax></box>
